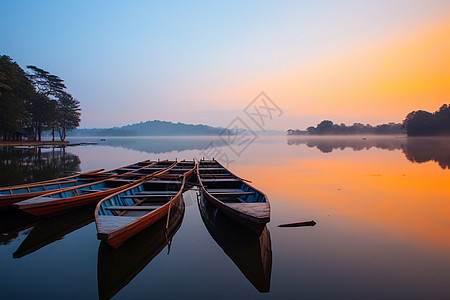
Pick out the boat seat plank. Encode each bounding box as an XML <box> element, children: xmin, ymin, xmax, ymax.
<box><xmin>108</xmin><ymin>179</ymin><xmax>134</xmax><ymax>182</ymax></box>
<box><xmin>209</xmin><ymin>191</ymin><xmax>254</xmax><ymax>195</ymax></box>
<box><xmin>105</xmin><ymin>205</ymin><xmax>161</xmax><ymax>211</ymax></box>
<box><xmin>14</xmin><ymin>196</ymin><xmax>56</xmax><ymax>206</ymax></box>
<box><xmin>135</xmin><ymin>191</ymin><xmax>178</xmax><ymax>195</ymax></box>
<box><xmin>120</xmin><ymin>195</ymin><xmax>174</xmax><ymax>198</ymax></box>
<box><xmin>97</xmin><ymin>215</ymin><xmax>139</xmax><ymax>233</ymax></box>
<box><xmin>225</xmin><ymin>202</ymin><xmax>270</xmax><ymax>219</ymax></box>
<box><xmin>145</xmin><ymin>180</ymin><xmax>182</xmax><ymax>184</ymax></box>
<box><xmin>80</xmin><ymin>189</ymin><xmax>106</xmax><ymax>193</ymax></box>
<box><xmin>206</xmin><ymin>188</ymin><xmax>254</xmax><ymax>195</ymax></box>
<box><xmin>201</xmin><ymin>178</ymin><xmax>239</xmax><ymax>182</ymax></box>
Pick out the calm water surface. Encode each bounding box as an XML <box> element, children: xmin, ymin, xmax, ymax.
<box><xmin>1</xmin><ymin>136</ymin><xmax>450</xmax><ymax>299</ymax></box>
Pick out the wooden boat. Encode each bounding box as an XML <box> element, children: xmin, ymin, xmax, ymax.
<box><xmin>97</xmin><ymin>199</ymin><xmax>185</xmax><ymax>300</ymax></box>
<box><xmin>95</xmin><ymin>160</ymin><xmax>195</xmax><ymax>248</ymax></box>
<box><xmin>13</xmin><ymin>161</ymin><xmax>177</xmax><ymax>217</ymax></box>
<box><xmin>13</xmin><ymin>204</ymin><xmax>96</xmax><ymax>258</ymax></box>
<box><xmin>198</xmin><ymin>195</ymin><xmax>272</xmax><ymax>292</ymax></box>
<box><xmin>0</xmin><ymin>159</ymin><xmax>155</xmax><ymax>210</ymax></box>
<box><xmin>197</xmin><ymin>159</ymin><xmax>270</xmax><ymax>235</ymax></box>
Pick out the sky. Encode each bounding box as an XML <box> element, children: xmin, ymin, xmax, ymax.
<box><xmin>1</xmin><ymin>0</ymin><xmax>449</xmax><ymax>130</ymax></box>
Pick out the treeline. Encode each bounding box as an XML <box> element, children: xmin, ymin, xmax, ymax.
<box><xmin>69</xmin><ymin>120</ymin><xmax>228</xmax><ymax>136</ymax></box>
<box><xmin>402</xmin><ymin>104</ymin><xmax>450</xmax><ymax>136</ymax></box>
<box><xmin>0</xmin><ymin>55</ymin><xmax>80</xmax><ymax>142</ymax></box>
<box><xmin>288</xmin><ymin>104</ymin><xmax>450</xmax><ymax>136</ymax></box>
<box><xmin>287</xmin><ymin>121</ymin><xmax>403</xmax><ymax>135</ymax></box>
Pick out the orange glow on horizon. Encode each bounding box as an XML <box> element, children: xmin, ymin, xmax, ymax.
<box><xmin>236</xmin><ymin>16</ymin><xmax>450</xmax><ymax>124</ymax></box>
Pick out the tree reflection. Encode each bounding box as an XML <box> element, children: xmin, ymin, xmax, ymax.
<box><xmin>402</xmin><ymin>137</ymin><xmax>450</xmax><ymax>170</ymax></box>
<box><xmin>94</xmin><ymin>137</ymin><xmax>227</xmax><ymax>154</ymax></box>
<box><xmin>0</xmin><ymin>146</ymin><xmax>81</xmax><ymax>187</ymax></box>
<box><xmin>287</xmin><ymin>136</ymin><xmax>405</xmax><ymax>153</ymax></box>
<box><xmin>287</xmin><ymin>136</ymin><xmax>450</xmax><ymax>169</ymax></box>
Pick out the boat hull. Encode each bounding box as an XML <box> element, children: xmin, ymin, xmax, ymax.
<box><xmin>98</xmin><ymin>194</ymin><xmax>182</xmax><ymax>249</ymax></box>
<box><xmin>0</xmin><ymin>160</ymin><xmax>160</xmax><ymax>210</ymax></box>
<box><xmin>96</xmin><ymin>162</ymin><xmax>195</xmax><ymax>248</ymax></box>
<box><xmin>197</xmin><ymin>160</ymin><xmax>270</xmax><ymax>236</ymax></box>
<box><xmin>0</xmin><ymin>192</ymin><xmax>49</xmax><ymax>210</ymax></box>
<box><xmin>201</xmin><ymin>190</ymin><xmax>268</xmax><ymax>235</ymax></box>
<box><xmin>15</xmin><ymin>185</ymin><xmax>135</xmax><ymax>217</ymax></box>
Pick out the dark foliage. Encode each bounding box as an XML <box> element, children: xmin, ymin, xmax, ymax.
<box><xmin>0</xmin><ymin>56</ymin><xmax>36</xmax><ymax>140</ymax></box>
<box><xmin>402</xmin><ymin>104</ymin><xmax>450</xmax><ymax>136</ymax></box>
<box><xmin>288</xmin><ymin>121</ymin><xmax>404</xmax><ymax>135</ymax></box>
<box><xmin>0</xmin><ymin>55</ymin><xmax>81</xmax><ymax>141</ymax></box>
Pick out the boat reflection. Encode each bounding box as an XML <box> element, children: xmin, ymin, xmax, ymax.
<box><xmin>13</xmin><ymin>204</ymin><xmax>96</xmax><ymax>258</ymax></box>
<box><xmin>198</xmin><ymin>195</ymin><xmax>272</xmax><ymax>293</ymax></box>
<box><xmin>0</xmin><ymin>210</ymin><xmax>39</xmax><ymax>245</ymax></box>
<box><xmin>97</xmin><ymin>198</ymin><xmax>185</xmax><ymax>300</ymax></box>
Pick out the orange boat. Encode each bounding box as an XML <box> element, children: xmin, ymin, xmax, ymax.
<box><xmin>13</xmin><ymin>161</ymin><xmax>176</xmax><ymax>216</ymax></box>
<box><xmin>0</xmin><ymin>159</ymin><xmax>154</xmax><ymax>210</ymax></box>
<box><xmin>95</xmin><ymin>160</ymin><xmax>195</xmax><ymax>248</ymax></box>
<box><xmin>197</xmin><ymin>159</ymin><xmax>270</xmax><ymax>235</ymax></box>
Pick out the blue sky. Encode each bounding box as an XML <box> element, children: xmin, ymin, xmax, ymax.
<box><xmin>1</xmin><ymin>1</ymin><xmax>449</xmax><ymax>129</ymax></box>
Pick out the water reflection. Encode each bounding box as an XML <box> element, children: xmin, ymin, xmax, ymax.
<box><xmin>97</xmin><ymin>198</ymin><xmax>185</xmax><ymax>300</ymax></box>
<box><xmin>402</xmin><ymin>137</ymin><xmax>450</xmax><ymax>170</ymax></box>
<box><xmin>198</xmin><ymin>195</ymin><xmax>272</xmax><ymax>293</ymax></box>
<box><xmin>287</xmin><ymin>136</ymin><xmax>405</xmax><ymax>153</ymax></box>
<box><xmin>13</xmin><ymin>204</ymin><xmax>96</xmax><ymax>258</ymax></box>
<box><xmin>0</xmin><ymin>210</ymin><xmax>39</xmax><ymax>245</ymax></box>
<box><xmin>287</xmin><ymin>136</ymin><xmax>450</xmax><ymax>169</ymax></box>
<box><xmin>84</xmin><ymin>137</ymin><xmax>227</xmax><ymax>154</ymax></box>
<box><xmin>0</xmin><ymin>146</ymin><xmax>81</xmax><ymax>187</ymax></box>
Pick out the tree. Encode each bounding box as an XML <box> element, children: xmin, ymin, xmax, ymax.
<box><xmin>27</xmin><ymin>66</ymin><xmax>66</xmax><ymax>97</ymax></box>
<box><xmin>402</xmin><ymin>110</ymin><xmax>438</xmax><ymax>136</ymax></box>
<box><xmin>0</xmin><ymin>56</ymin><xmax>81</xmax><ymax>141</ymax></box>
<box><xmin>26</xmin><ymin>65</ymin><xmax>81</xmax><ymax>141</ymax></box>
<box><xmin>28</xmin><ymin>94</ymin><xmax>57</xmax><ymax>141</ymax></box>
<box><xmin>316</xmin><ymin>120</ymin><xmax>334</xmax><ymax>134</ymax></box>
<box><xmin>56</xmin><ymin>92</ymin><xmax>81</xmax><ymax>141</ymax></box>
<box><xmin>435</xmin><ymin>104</ymin><xmax>450</xmax><ymax>135</ymax></box>
<box><xmin>0</xmin><ymin>56</ymin><xmax>36</xmax><ymax>140</ymax></box>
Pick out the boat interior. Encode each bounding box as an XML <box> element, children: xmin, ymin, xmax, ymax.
<box><xmin>198</xmin><ymin>162</ymin><xmax>264</xmax><ymax>204</ymax></box>
<box><xmin>98</xmin><ymin>178</ymin><xmax>183</xmax><ymax>218</ymax></box>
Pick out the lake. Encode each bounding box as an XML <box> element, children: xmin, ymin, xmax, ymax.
<box><xmin>1</xmin><ymin>136</ymin><xmax>450</xmax><ymax>299</ymax></box>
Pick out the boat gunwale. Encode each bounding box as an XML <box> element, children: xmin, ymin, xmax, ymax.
<box><xmin>196</xmin><ymin>160</ymin><xmax>270</xmax><ymax>233</ymax></box>
<box><xmin>95</xmin><ymin>160</ymin><xmax>196</xmax><ymax>248</ymax></box>
<box><xmin>12</xmin><ymin>161</ymin><xmax>177</xmax><ymax>212</ymax></box>
<box><xmin>0</xmin><ymin>159</ymin><xmax>154</xmax><ymax>192</ymax></box>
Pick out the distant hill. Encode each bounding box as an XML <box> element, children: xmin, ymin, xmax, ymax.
<box><xmin>68</xmin><ymin>120</ymin><xmax>229</xmax><ymax>136</ymax></box>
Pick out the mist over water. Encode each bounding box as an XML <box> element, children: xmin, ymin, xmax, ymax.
<box><xmin>1</xmin><ymin>136</ymin><xmax>449</xmax><ymax>299</ymax></box>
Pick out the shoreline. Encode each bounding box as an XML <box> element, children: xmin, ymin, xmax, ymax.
<box><xmin>0</xmin><ymin>141</ymin><xmax>69</xmax><ymax>146</ymax></box>
<box><xmin>0</xmin><ymin>141</ymin><xmax>97</xmax><ymax>147</ymax></box>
